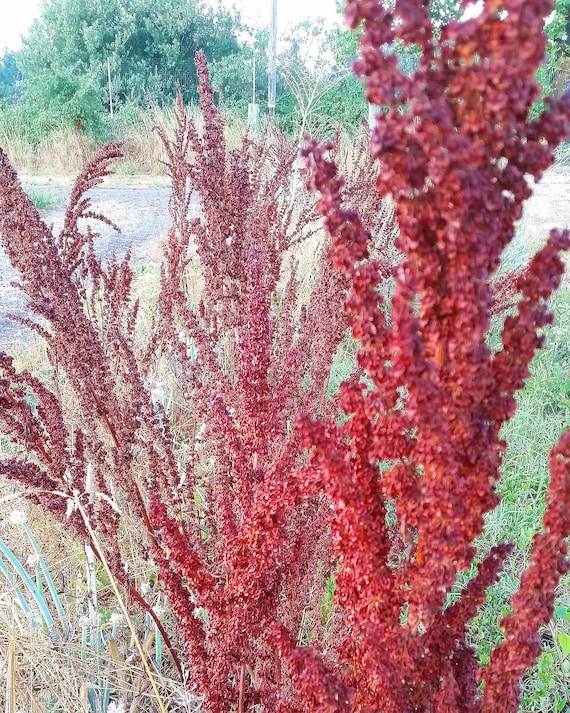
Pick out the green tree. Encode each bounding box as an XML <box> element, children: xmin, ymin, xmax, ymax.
<box><xmin>546</xmin><ymin>0</ymin><xmax>570</xmax><ymax>57</ymax></box>
<box><xmin>425</xmin><ymin>0</ymin><xmax>463</xmax><ymax>28</ymax></box>
<box><xmin>334</xmin><ymin>0</ymin><xmax>463</xmax><ymax>70</ymax></box>
<box><xmin>275</xmin><ymin>20</ymin><xmax>366</xmax><ymax>135</ymax></box>
<box><xmin>312</xmin><ymin>74</ymin><xmax>367</xmax><ymax>132</ymax></box>
<box><xmin>209</xmin><ymin>19</ymin><xmax>366</xmax><ymax>134</ymax></box>
<box><xmin>0</xmin><ymin>53</ymin><xmax>22</xmax><ymax>104</ymax></box>
<box><xmin>545</xmin><ymin>0</ymin><xmax>570</xmax><ymax>101</ymax></box>
<box><xmin>209</xmin><ymin>29</ymin><xmax>269</xmax><ymax>113</ymax></box>
<box><xmin>12</xmin><ymin>0</ymin><xmax>243</xmax><ymax>137</ymax></box>
<box><xmin>528</xmin><ymin>0</ymin><xmax>570</xmax><ymax>116</ymax></box>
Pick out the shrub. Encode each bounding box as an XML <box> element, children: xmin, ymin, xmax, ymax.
<box><xmin>285</xmin><ymin>0</ymin><xmax>570</xmax><ymax>710</ymax></box>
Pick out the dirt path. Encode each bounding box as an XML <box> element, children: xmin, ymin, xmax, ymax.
<box><xmin>28</xmin><ymin>182</ymin><xmax>173</xmax><ymax>261</ymax></box>
<box><xmin>0</xmin><ymin>167</ymin><xmax>569</xmax><ymax>351</ymax></box>
<box><xmin>0</xmin><ymin>183</ymin><xmax>174</xmax><ymax>349</ymax></box>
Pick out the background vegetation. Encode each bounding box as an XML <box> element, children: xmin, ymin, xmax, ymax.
<box><xmin>0</xmin><ymin>0</ymin><xmax>568</xmax><ymax>172</ymax></box>
<box><xmin>0</xmin><ymin>0</ymin><xmax>367</xmax><ymax>166</ymax></box>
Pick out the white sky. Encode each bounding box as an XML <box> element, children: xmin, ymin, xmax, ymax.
<box><xmin>0</xmin><ymin>0</ymin><xmax>43</xmax><ymax>52</ymax></box>
<box><xmin>0</xmin><ymin>0</ymin><xmax>341</xmax><ymax>54</ymax></box>
<box><xmin>224</xmin><ymin>0</ymin><xmax>340</xmax><ymax>32</ymax></box>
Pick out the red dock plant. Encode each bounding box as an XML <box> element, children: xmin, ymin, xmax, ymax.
<box><xmin>0</xmin><ymin>51</ymin><xmax>395</xmax><ymax>712</ymax></box>
<box><xmin>284</xmin><ymin>0</ymin><xmax>569</xmax><ymax>711</ymax></box>
<box><xmin>0</xmin><ymin>1</ymin><xmax>568</xmax><ymax>712</ymax></box>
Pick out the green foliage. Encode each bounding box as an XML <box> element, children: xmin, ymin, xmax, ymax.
<box><xmin>546</xmin><ymin>0</ymin><xmax>570</xmax><ymax>58</ymax></box>
<box><xmin>531</xmin><ymin>0</ymin><xmax>570</xmax><ymax>117</ymax></box>
<box><xmin>310</xmin><ymin>73</ymin><xmax>367</xmax><ymax>133</ymax></box>
<box><xmin>209</xmin><ymin>30</ymin><xmax>269</xmax><ymax>111</ymax></box>
<box><xmin>278</xmin><ymin>74</ymin><xmax>366</xmax><ymax>136</ymax></box>
<box><xmin>0</xmin><ymin>101</ymin><xmax>56</xmax><ymax>146</ymax></box>
<box><xmin>333</xmin><ymin>0</ymin><xmax>463</xmax><ymax>64</ymax></box>
<box><xmin>334</xmin><ymin>0</ymin><xmax>359</xmax><ymax>59</ymax></box>
<box><xmin>0</xmin><ymin>519</ymin><xmax>65</xmax><ymax>638</ymax></box>
<box><xmin>21</xmin><ymin>69</ymin><xmax>107</xmax><ymax>140</ymax></box>
<box><xmin>0</xmin><ymin>53</ymin><xmax>21</xmax><ymax>105</ymax></box>
<box><xmin>275</xmin><ymin>92</ymin><xmax>300</xmax><ymax>134</ymax></box>
<box><xmin>536</xmin><ymin>0</ymin><xmax>570</xmax><ymax>120</ymax></box>
<box><xmin>5</xmin><ymin>2</ymin><xmax>366</xmax><ymax>144</ymax></box>
<box><xmin>332</xmin><ymin>0</ymin><xmax>437</xmax><ymax>117</ymax></box>
<box><xmin>428</xmin><ymin>0</ymin><xmax>464</xmax><ymax>28</ymax></box>
<box><xmin>334</xmin><ymin>0</ymin><xmax>568</xmax><ymax>107</ymax></box>
<box><xmin>10</xmin><ymin>0</ymin><xmax>243</xmax><ymax>139</ymax></box>
<box><xmin>467</xmin><ymin>285</ymin><xmax>570</xmax><ymax>711</ymax></box>
<box><xmin>275</xmin><ymin>20</ymin><xmax>368</xmax><ymax>136</ymax></box>
<box><xmin>25</xmin><ymin>189</ymin><xmax>56</xmax><ymax>210</ymax></box>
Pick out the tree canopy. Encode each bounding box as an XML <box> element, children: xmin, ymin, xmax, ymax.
<box><xmin>6</xmin><ymin>0</ymin><xmax>243</xmax><ymax>135</ymax></box>
<box><xmin>0</xmin><ymin>53</ymin><xmax>21</xmax><ymax>103</ymax></box>
<box><xmin>13</xmin><ymin>0</ymin><xmax>562</xmax><ymax>141</ymax></box>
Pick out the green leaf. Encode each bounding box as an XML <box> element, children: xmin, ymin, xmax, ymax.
<box><xmin>558</xmin><ymin>631</ymin><xmax>570</xmax><ymax>657</ymax></box>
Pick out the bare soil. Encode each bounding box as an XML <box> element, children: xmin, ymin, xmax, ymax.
<box><xmin>0</xmin><ymin>167</ymin><xmax>569</xmax><ymax>351</ymax></box>
<box><xmin>0</xmin><ymin>180</ymin><xmax>174</xmax><ymax>349</ymax></box>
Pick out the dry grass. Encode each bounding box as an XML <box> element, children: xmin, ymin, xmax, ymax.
<box><xmin>0</xmin><ymin>469</ymin><xmax>183</xmax><ymax>713</ymax></box>
<box><xmin>0</xmin><ymin>124</ymin><xmax>101</xmax><ymax>176</ymax></box>
<box><xmin>1</xmin><ymin>105</ymin><xmax>252</xmax><ymax>177</ymax></box>
<box><xmin>0</xmin><ymin>628</ymin><xmax>189</xmax><ymax>713</ymax></box>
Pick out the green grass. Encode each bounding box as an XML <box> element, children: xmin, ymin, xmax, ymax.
<box><xmin>25</xmin><ymin>188</ymin><xmax>57</xmax><ymax>210</ymax></box>
<box><xmin>555</xmin><ymin>141</ymin><xmax>570</xmax><ymax>167</ymax></box>
<box><xmin>468</xmin><ymin>284</ymin><xmax>570</xmax><ymax>712</ymax></box>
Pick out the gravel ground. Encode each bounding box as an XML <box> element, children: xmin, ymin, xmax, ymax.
<box><xmin>0</xmin><ymin>183</ymin><xmax>173</xmax><ymax>349</ymax></box>
<box><xmin>0</xmin><ymin>167</ymin><xmax>569</xmax><ymax>351</ymax></box>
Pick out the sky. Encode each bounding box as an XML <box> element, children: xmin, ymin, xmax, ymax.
<box><xmin>0</xmin><ymin>0</ymin><xmax>341</xmax><ymax>54</ymax></box>
<box><xmin>0</xmin><ymin>0</ymin><xmax>43</xmax><ymax>52</ymax></box>
<box><xmin>223</xmin><ymin>0</ymin><xmax>339</xmax><ymax>32</ymax></box>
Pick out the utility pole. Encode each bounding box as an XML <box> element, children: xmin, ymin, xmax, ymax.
<box><xmin>252</xmin><ymin>53</ymin><xmax>256</xmax><ymax>104</ymax></box>
<box><xmin>248</xmin><ymin>52</ymin><xmax>260</xmax><ymax>133</ymax></box>
<box><xmin>107</xmin><ymin>57</ymin><xmax>114</xmax><ymax>119</ymax></box>
<box><xmin>267</xmin><ymin>0</ymin><xmax>277</xmax><ymax>120</ymax></box>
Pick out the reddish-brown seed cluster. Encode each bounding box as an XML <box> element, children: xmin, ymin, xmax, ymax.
<box><xmin>1</xmin><ymin>0</ymin><xmax>569</xmax><ymax>709</ymax></box>
<box><xmin>286</xmin><ymin>0</ymin><xmax>569</xmax><ymax>710</ymax></box>
<box><xmin>0</xmin><ymin>51</ymin><xmax>398</xmax><ymax>713</ymax></box>
<box><xmin>147</xmin><ymin>55</ymin><xmax>365</xmax><ymax>710</ymax></box>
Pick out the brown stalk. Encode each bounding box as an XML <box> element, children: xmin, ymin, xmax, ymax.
<box><xmin>93</xmin><ymin>390</ymin><xmax>157</xmax><ymax>543</ymax></box>
<box><xmin>238</xmin><ymin>662</ymin><xmax>246</xmax><ymax>713</ymax></box>
<box><xmin>35</xmin><ymin>440</ymin><xmax>53</xmax><ymax>464</ymax></box>
<box><xmin>274</xmin><ymin>648</ymin><xmax>282</xmax><ymax>691</ymax></box>
<box><xmin>85</xmin><ymin>528</ymin><xmax>183</xmax><ymax>679</ymax></box>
